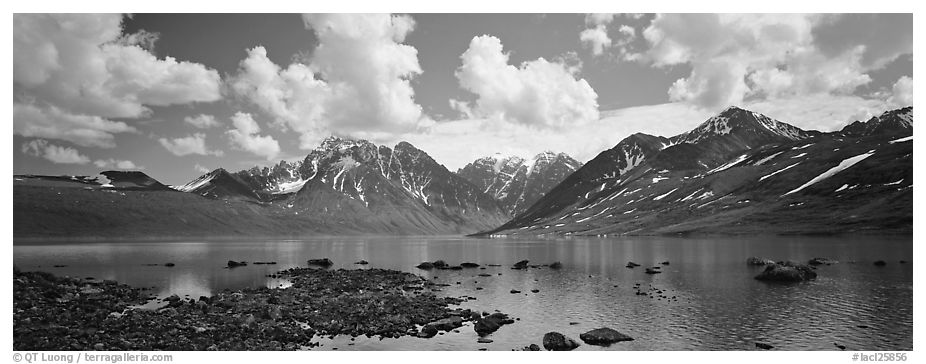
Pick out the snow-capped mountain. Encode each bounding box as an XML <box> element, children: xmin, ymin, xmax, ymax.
<box><xmin>178</xmin><ymin>136</ymin><xmax>509</xmax><ymax>234</ymax></box>
<box><xmin>841</xmin><ymin>106</ymin><xmax>913</xmax><ymax>137</ymax></box>
<box><xmin>484</xmin><ymin>106</ymin><xmax>912</xmax><ymax>236</ymax></box>
<box><xmin>176</xmin><ymin>168</ymin><xmax>265</xmax><ymax>202</ymax></box>
<box><xmin>457</xmin><ymin>151</ymin><xmax>582</xmax><ymax>216</ymax></box>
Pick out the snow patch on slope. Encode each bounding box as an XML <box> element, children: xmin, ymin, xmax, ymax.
<box><xmin>783</xmin><ymin>150</ymin><xmax>876</xmax><ymax>196</ymax></box>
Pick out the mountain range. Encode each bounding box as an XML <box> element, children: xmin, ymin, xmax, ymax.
<box><xmin>483</xmin><ymin>106</ymin><xmax>912</xmax><ymax>236</ymax></box>
<box><xmin>13</xmin><ymin>106</ymin><xmax>912</xmax><ymax>238</ymax></box>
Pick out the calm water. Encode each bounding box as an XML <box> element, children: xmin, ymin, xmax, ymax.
<box><xmin>13</xmin><ymin>236</ymin><xmax>913</xmax><ymax>351</ymax></box>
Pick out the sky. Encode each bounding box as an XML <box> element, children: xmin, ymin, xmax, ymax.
<box><xmin>12</xmin><ymin>13</ymin><xmax>913</xmax><ymax>185</ymax></box>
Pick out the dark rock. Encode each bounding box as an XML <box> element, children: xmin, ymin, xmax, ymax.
<box><xmin>478</xmin><ymin>273</ymin><xmax>491</xmax><ymax>277</ymax></box>
<box><xmin>542</xmin><ymin>332</ymin><xmax>580</xmax><ymax>351</ymax></box>
<box><xmin>512</xmin><ymin>260</ymin><xmax>529</xmax><ymax>270</ymax></box>
<box><xmin>307</xmin><ymin>258</ymin><xmax>333</xmax><ymax>267</ymax></box>
<box><xmin>432</xmin><ymin>260</ymin><xmax>448</xmax><ymax>269</ymax></box>
<box><xmin>461</xmin><ymin>262</ymin><xmax>480</xmax><ymax>268</ymax></box>
<box><xmin>746</xmin><ymin>257</ymin><xmax>775</xmax><ymax>266</ymax></box>
<box><xmin>549</xmin><ymin>262</ymin><xmax>563</xmax><ymax>269</ymax></box>
<box><xmin>755</xmin><ymin>262</ymin><xmax>817</xmax><ymax>282</ymax></box>
<box><xmin>354</xmin><ymin>260</ymin><xmax>369</xmax><ymax>265</ymax></box>
<box><xmin>510</xmin><ymin>289</ymin><xmax>521</xmax><ymax>294</ymax></box>
<box><xmin>474</xmin><ymin>319</ymin><xmax>500</xmax><ymax>336</ymax></box>
<box><xmin>874</xmin><ymin>260</ymin><xmax>887</xmax><ymax>266</ymax></box>
<box><xmin>227</xmin><ymin>260</ymin><xmax>247</xmax><ymax>268</ymax></box>
<box><xmin>579</xmin><ymin>327</ymin><xmax>634</xmax><ymax>346</ymax></box>
<box><xmin>425</xmin><ymin>316</ymin><xmax>463</xmax><ymax>332</ymax></box>
<box><xmin>644</xmin><ymin>268</ymin><xmax>661</xmax><ymax>274</ymax></box>
<box><xmin>625</xmin><ymin>262</ymin><xmax>640</xmax><ymax>268</ymax></box>
<box><xmin>477</xmin><ymin>338</ymin><xmax>493</xmax><ymax>344</ymax></box>
<box><xmin>569</xmin><ymin>322</ymin><xmax>580</xmax><ymax>325</ymax></box>
<box><xmin>416</xmin><ymin>262</ymin><xmax>435</xmax><ymax>270</ymax></box>
<box><xmin>447</xmin><ymin>266</ymin><xmax>463</xmax><ymax>270</ymax></box>
<box><xmin>530</xmin><ymin>289</ymin><xmax>540</xmax><ymax>293</ymax></box>
<box><xmin>755</xmin><ymin>342</ymin><xmax>774</xmax><ymax>350</ymax></box>
<box><xmin>418</xmin><ymin>325</ymin><xmax>438</xmax><ymax>338</ymax></box>
<box><xmin>253</xmin><ymin>261</ymin><xmax>277</xmax><ymax>265</ymax></box>
<box><xmin>899</xmin><ymin>260</ymin><xmax>907</xmax><ymax>264</ymax></box>
<box><xmin>660</xmin><ymin>261</ymin><xmax>670</xmax><ymax>265</ymax></box>
<box><xmin>834</xmin><ymin>342</ymin><xmax>846</xmax><ymax>350</ymax></box>
<box><xmin>808</xmin><ymin>257</ymin><xmax>838</xmax><ymax>266</ymax></box>
<box><xmin>163</xmin><ymin>263</ymin><xmax>175</xmax><ymax>267</ymax></box>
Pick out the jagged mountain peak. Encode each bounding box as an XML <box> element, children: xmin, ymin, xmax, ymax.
<box><xmin>842</xmin><ymin>106</ymin><xmax>913</xmax><ymax>137</ymax></box>
<box><xmin>676</xmin><ymin>106</ymin><xmax>812</xmax><ymax>145</ymax></box>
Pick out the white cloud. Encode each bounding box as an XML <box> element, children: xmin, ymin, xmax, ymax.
<box><xmin>230</xmin><ymin>14</ymin><xmax>427</xmax><ymax>148</ymax></box>
<box><xmin>628</xmin><ymin>14</ymin><xmax>911</xmax><ymax>111</ymax></box>
<box><xmin>888</xmin><ymin>76</ymin><xmax>913</xmax><ymax>107</ymax></box>
<box><xmin>94</xmin><ymin>158</ymin><xmax>141</xmax><ymax>170</ymax></box>
<box><xmin>453</xmin><ymin>35</ymin><xmax>599</xmax><ymax>129</ymax></box>
<box><xmin>13</xmin><ymin>14</ymin><xmax>221</xmax><ymax>148</ymax></box>
<box><xmin>580</xmin><ymin>26</ymin><xmax>611</xmax><ymax>56</ymax></box>
<box><xmin>226</xmin><ymin>112</ymin><xmax>281</xmax><ymax>160</ymax></box>
<box><xmin>402</xmin><ymin>103</ymin><xmax>711</xmax><ymax>170</ymax></box>
<box><xmin>184</xmin><ymin>114</ymin><xmax>220</xmax><ymax>129</ymax></box>
<box><xmin>158</xmin><ymin>133</ymin><xmax>223</xmax><ymax>157</ymax></box>
<box><xmin>744</xmin><ymin>94</ymin><xmax>896</xmax><ymax>132</ymax></box>
<box><xmin>13</xmin><ymin>103</ymin><xmax>137</xmax><ymax>148</ymax></box>
<box><xmin>193</xmin><ymin>164</ymin><xmax>211</xmax><ymax>174</ymax></box>
<box><xmin>585</xmin><ymin>14</ymin><xmax>617</xmax><ymax>26</ymax></box>
<box><xmin>21</xmin><ymin>139</ymin><xmax>91</xmax><ymax>165</ymax></box>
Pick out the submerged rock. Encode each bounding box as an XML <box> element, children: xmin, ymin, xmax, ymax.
<box><xmin>227</xmin><ymin>260</ymin><xmax>247</xmax><ymax>268</ymax></box>
<box><xmin>755</xmin><ymin>342</ymin><xmax>774</xmax><ymax>350</ymax></box>
<box><xmin>542</xmin><ymin>332</ymin><xmax>580</xmax><ymax>351</ymax></box>
<box><xmin>755</xmin><ymin>262</ymin><xmax>817</xmax><ymax>282</ymax></box>
<box><xmin>512</xmin><ymin>260</ymin><xmax>529</xmax><ymax>270</ymax></box>
<box><xmin>416</xmin><ymin>262</ymin><xmax>435</xmax><ymax>270</ymax></box>
<box><xmin>460</xmin><ymin>262</ymin><xmax>480</xmax><ymax>268</ymax></box>
<box><xmin>163</xmin><ymin>263</ymin><xmax>175</xmax><ymax>267</ymax></box>
<box><xmin>579</xmin><ymin>327</ymin><xmax>634</xmax><ymax>346</ymax></box>
<box><xmin>808</xmin><ymin>257</ymin><xmax>838</xmax><ymax>266</ymax></box>
<box><xmin>307</xmin><ymin>258</ymin><xmax>333</xmax><ymax>267</ymax></box>
<box><xmin>626</xmin><ymin>262</ymin><xmax>640</xmax><ymax>268</ymax></box>
<box><xmin>549</xmin><ymin>262</ymin><xmax>563</xmax><ymax>269</ymax></box>
<box><xmin>746</xmin><ymin>257</ymin><xmax>775</xmax><ymax>266</ymax></box>
<box><xmin>354</xmin><ymin>260</ymin><xmax>369</xmax><ymax>265</ymax></box>
<box><xmin>644</xmin><ymin>268</ymin><xmax>661</xmax><ymax>274</ymax></box>
<box><xmin>874</xmin><ymin>260</ymin><xmax>887</xmax><ymax>266</ymax></box>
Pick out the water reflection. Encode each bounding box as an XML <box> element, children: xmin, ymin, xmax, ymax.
<box><xmin>14</xmin><ymin>235</ymin><xmax>912</xmax><ymax>351</ymax></box>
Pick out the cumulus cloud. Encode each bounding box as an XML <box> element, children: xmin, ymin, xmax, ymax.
<box><xmin>888</xmin><ymin>76</ymin><xmax>913</xmax><ymax>107</ymax></box>
<box><xmin>626</xmin><ymin>14</ymin><xmax>911</xmax><ymax>110</ymax></box>
<box><xmin>13</xmin><ymin>14</ymin><xmax>222</xmax><ymax>148</ymax></box>
<box><xmin>226</xmin><ymin>112</ymin><xmax>281</xmax><ymax>160</ymax></box>
<box><xmin>184</xmin><ymin>114</ymin><xmax>220</xmax><ymax>129</ymax></box>
<box><xmin>21</xmin><ymin>139</ymin><xmax>91</xmax><ymax>165</ymax></box>
<box><xmin>94</xmin><ymin>159</ymin><xmax>141</xmax><ymax>170</ymax></box>
<box><xmin>453</xmin><ymin>35</ymin><xmax>599</xmax><ymax>129</ymax></box>
<box><xmin>193</xmin><ymin>164</ymin><xmax>211</xmax><ymax>174</ymax></box>
<box><xmin>158</xmin><ymin>133</ymin><xmax>224</xmax><ymax>157</ymax></box>
<box><xmin>14</xmin><ymin>103</ymin><xmax>137</xmax><ymax>148</ymax></box>
<box><xmin>580</xmin><ymin>26</ymin><xmax>611</xmax><ymax>56</ymax></box>
<box><xmin>230</xmin><ymin>14</ymin><xmax>427</xmax><ymax>148</ymax></box>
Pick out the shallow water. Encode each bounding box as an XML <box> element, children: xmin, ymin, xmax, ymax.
<box><xmin>13</xmin><ymin>235</ymin><xmax>913</xmax><ymax>351</ymax></box>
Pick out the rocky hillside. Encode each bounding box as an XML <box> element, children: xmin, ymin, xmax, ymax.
<box><xmin>482</xmin><ymin>106</ymin><xmax>912</xmax><ymax>236</ymax></box>
<box><xmin>178</xmin><ymin>137</ymin><xmax>509</xmax><ymax>235</ymax></box>
<box><xmin>457</xmin><ymin>151</ymin><xmax>582</xmax><ymax>216</ymax></box>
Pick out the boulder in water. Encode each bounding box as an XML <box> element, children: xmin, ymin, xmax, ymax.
<box><xmin>579</xmin><ymin>327</ymin><xmax>634</xmax><ymax>346</ymax></box>
<box><xmin>755</xmin><ymin>262</ymin><xmax>817</xmax><ymax>282</ymax></box>
<box><xmin>542</xmin><ymin>332</ymin><xmax>580</xmax><ymax>351</ymax></box>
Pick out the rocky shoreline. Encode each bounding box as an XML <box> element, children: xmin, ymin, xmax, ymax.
<box><xmin>13</xmin><ymin>265</ymin><xmax>487</xmax><ymax>350</ymax></box>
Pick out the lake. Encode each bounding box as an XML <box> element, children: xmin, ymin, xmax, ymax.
<box><xmin>13</xmin><ymin>235</ymin><xmax>913</xmax><ymax>351</ymax></box>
